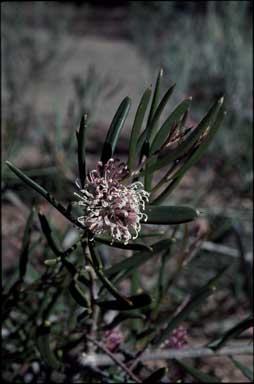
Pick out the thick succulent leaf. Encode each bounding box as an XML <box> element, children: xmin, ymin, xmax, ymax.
<box><xmin>143</xmin><ymin>205</ymin><xmax>199</xmax><ymax>224</ymax></box>
<box><xmin>95</xmin><ymin>293</ymin><xmax>152</xmax><ymax>311</ymax></box>
<box><xmin>6</xmin><ymin>161</ymin><xmax>83</xmax><ymax>229</ymax></box>
<box><xmin>69</xmin><ymin>280</ymin><xmax>89</xmax><ymax>308</ymax></box>
<box><xmin>146</xmin><ymin>68</ymin><xmax>164</xmax><ymax>141</ymax></box>
<box><xmin>153</xmin><ymin>267</ymin><xmax>228</xmax><ymax>346</ymax></box>
<box><xmin>150</xmin><ymin>98</ymin><xmax>192</xmax><ymax>155</ymax></box>
<box><xmin>148</xmin><ymin>98</ymin><xmax>224</xmax><ymax>172</ymax></box>
<box><xmin>37</xmin><ymin>322</ymin><xmax>62</xmax><ymax>370</ymax></box>
<box><xmin>142</xmin><ymin>367</ymin><xmax>168</xmax><ymax>384</ymax></box>
<box><xmin>94</xmin><ymin>236</ymin><xmax>153</xmax><ymax>252</ymax></box>
<box><xmin>175</xmin><ymin>360</ymin><xmax>220</xmax><ymax>383</ymax></box>
<box><xmin>128</xmin><ymin>88</ymin><xmax>152</xmax><ymax>172</ymax></box>
<box><xmin>102</xmin><ymin>312</ymin><xmax>146</xmax><ymax>331</ymax></box>
<box><xmin>105</xmin><ymin>239</ymin><xmax>173</xmax><ymax>279</ymax></box>
<box><xmin>153</xmin><ymin>102</ymin><xmax>225</xmax><ymax>204</ymax></box>
<box><xmin>88</xmin><ymin>240</ymin><xmax>132</xmax><ymax>306</ymax></box>
<box><xmin>76</xmin><ymin>114</ymin><xmax>89</xmax><ymax>188</ymax></box>
<box><xmin>19</xmin><ymin>208</ymin><xmax>34</xmax><ymax>280</ymax></box>
<box><xmin>208</xmin><ymin>316</ymin><xmax>253</xmax><ymax>350</ymax></box>
<box><xmin>148</xmin><ymin>83</ymin><xmax>176</xmax><ymax>142</ymax></box>
<box><xmin>230</xmin><ymin>357</ymin><xmax>254</xmax><ymax>381</ymax></box>
<box><xmin>101</xmin><ymin>97</ymin><xmax>131</xmax><ymax>163</ymax></box>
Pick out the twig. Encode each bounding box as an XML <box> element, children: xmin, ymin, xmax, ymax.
<box><xmin>86</xmin><ymin>335</ymin><xmax>142</xmax><ymax>383</ymax></box>
<box><xmin>80</xmin><ymin>344</ymin><xmax>253</xmax><ymax>367</ymax></box>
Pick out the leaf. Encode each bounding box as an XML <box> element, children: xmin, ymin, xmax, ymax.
<box><xmin>142</xmin><ymin>367</ymin><xmax>168</xmax><ymax>384</ymax></box>
<box><xmin>6</xmin><ymin>161</ymin><xmax>82</xmax><ymax>229</ymax></box>
<box><xmin>76</xmin><ymin>114</ymin><xmax>89</xmax><ymax>188</ymax></box>
<box><xmin>146</xmin><ymin>68</ymin><xmax>164</xmax><ymax>142</ymax></box>
<box><xmin>153</xmin><ymin>267</ymin><xmax>228</xmax><ymax>346</ymax></box>
<box><xmin>102</xmin><ymin>312</ymin><xmax>146</xmax><ymax>331</ymax></box>
<box><xmin>175</xmin><ymin>360</ymin><xmax>220</xmax><ymax>383</ymax></box>
<box><xmin>95</xmin><ymin>293</ymin><xmax>152</xmax><ymax>311</ymax></box>
<box><xmin>208</xmin><ymin>316</ymin><xmax>253</xmax><ymax>350</ymax></box>
<box><xmin>19</xmin><ymin>208</ymin><xmax>34</xmax><ymax>280</ymax></box>
<box><xmin>69</xmin><ymin>280</ymin><xmax>90</xmax><ymax>308</ymax></box>
<box><xmin>143</xmin><ymin>205</ymin><xmax>199</xmax><ymax>224</ymax></box>
<box><xmin>94</xmin><ymin>236</ymin><xmax>153</xmax><ymax>252</ymax></box>
<box><xmin>153</xmin><ymin>101</ymin><xmax>225</xmax><ymax>204</ymax></box>
<box><xmin>101</xmin><ymin>97</ymin><xmax>131</xmax><ymax>163</ymax></box>
<box><xmin>230</xmin><ymin>357</ymin><xmax>254</xmax><ymax>381</ymax></box>
<box><xmin>149</xmin><ymin>96</ymin><xmax>223</xmax><ymax>170</ymax></box>
<box><xmin>88</xmin><ymin>240</ymin><xmax>132</xmax><ymax>306</ymax></box>
<box><xmin>104</xmin><ymin>239</ymin><xmax>173</xmax><ymax>279</ymax></box>
<box><xmin>128</xmin><ymin>88</ymin><xmax>152</xmax><ymax>172</ymax></box>
<box><xmin>37</xmin><ymin>322</ymin><xmax>62</xmax><ymax>370</ymax></box>
<box><xmin>150</xmin><ymin>98</ymin><xmax>192</xmax><ymax>155</ymax></box>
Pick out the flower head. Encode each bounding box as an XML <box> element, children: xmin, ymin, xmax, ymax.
<box><xmin>74</xmin><ymin>158</ymin><xmax>149</xmax><ymax>244</ymax></box>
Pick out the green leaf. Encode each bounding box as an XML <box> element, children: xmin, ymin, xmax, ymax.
<box><xmin>150</xmin><ymin>98</ymin><xmax>192</xmax><ymax>155</ymax></box>
<box><xmin>76</xmin><ymin>113</ymin><xmax>88</xmax><ymax>188</ymax></box>
<box><xmin>175</xmin><ymin>360</ymin><xmax>220</xmax><ymax>383</ymax></box>
<box><xmin>142</xmin><ymin>367</ymin><xmax>168</xmax><ymax>384</ymax></box>
<box><xmin>105</xmin><ymin>239</ymin><xmax>173</xmax><ymax>279</ymax></box>
<box><xmin>143</xmin><ymin>205</ymin><xmax>199</xmax><ymax>224</ymax></box>
<box><xmin>153</xmin><ymin>101</ymin><xmax>225</xmax><ymax>204</ymax></box>
<box><xmin>208</xmin><ymin>316</ymin><xmax>253</xmax><ymax>350</ymax></box>
<box><xmin>88</xmin><ymin>240</ymin><xmax>132</xmax><ymax>306</ymax></box>
<box><xmin>95</xmin><ymin>293</ymin><xmax>152</xmax><ymax>311</ymax></box>
<box><xmin>101</xmin><ymin>97</ymin><xmax>131</xmax><ymax>163</ymax></box>
<box><xmin>153</xmin><ymin>267</ymin><xmax>228</xmax><ymax>346</ymax></box>
<box><xmin>102</xmin><ymin>312</ymin><xmax>146</xmax><ymax>331</ymax></box>
<box><xmin>146</xmin><ymin>68</ymin><xmax>164</xmax><ymax>142</ymax></box>
<box><xmin>148</xmin><ymin>98</ymin><xmax>224</xmax><ymax>176</ymax></box>
<box><xmin>19</xmin><ymin>208</ymin><xmax>34</xmax><ymax>280</ymax></box>
<box><xmin>69</xmin><ymin>280</ymin><xmax>90</xmax><ymax>308</ymax></box>
<box><xmin>230</xmin><ymin>357</ymin><xmax>254</xmax><ymax>381</ymax></box>
<box><xmin>128</xmin><ymin>88</ymin><xmax>152</xmax><ymax>172</ymax></box>
<box><xmin>37</xmin><ymin>322</ymin><xmax>62</xmax><ymax>370</ymax></box>
<box><xmin>94</xmin><ymin>236</ymin><xmax>153</xmax><ymax>252</ymax></box>
<box><xmin>6</xmin><ymin>161</ymin><xmax>82</xmax><ymax>229</ymax></box>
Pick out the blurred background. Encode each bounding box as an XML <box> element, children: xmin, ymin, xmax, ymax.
<box><xmin>1</xmin><ymin>2</ymin><xmax>253</xmax><ymax>381</ymax></box>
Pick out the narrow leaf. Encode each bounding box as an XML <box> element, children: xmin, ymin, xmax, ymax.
<box><xmin>69</xmin><ymin>280</ymin><xmax>89</xmax><ymax>308</ymax></box>
<box><xmin>101</xmin><ymin>97</ymin><xmax>131</xmax><ymax>163</ymax></box>
<box><xmin>95</xmin><ymin>236</ymin><xmax>153</xmax><ymax>252</ymax></box>
<box><xmin>208</xmin><ymin>316</ymin><xmax>253</xmax><ymax>350</ymax></box>
<box><xmin>153</xmin><ymin>267</ymin><xmax>228</xmax><ymax>346</ymax></box>
<box><xmin>19</xmin><ymin>208</ymin><xmax>34</xmax><ymax>280</ymax></box>
<box><xmin>142</xmin><ymin>367</ymin><xmax>168</xmax><ymax>384</ymax></box>
<box><xmin>230</xmin><ymin>357</ymin><xmax>253</xmax><ymax>381</ymax></box>
<box><xmin>6</xmin><ymin>161</ymin><xmax>82</xmax><ymax>228</ymax></box>
<box><xmin>175</xmin><ymin>360</ymin><xmax>220</xmax><ymax>383</ymax></box>
<box><xmin>37</xmin><ymin>322</ymin><xmax>62</xmax><ymax>370</ymax></box>
<box><xmin>88</xmin><ymin>240</ymin><xmax>132</xmax><ymax>306</ymax></box>
<box><xmin>150</xmin><ymin>98</ymin><xmax>192</xmax><ymax>155</ymax></box>
<box><xmin>143</xmin><ymin>205</ymin><xmax>199</xmax><ymax>224</ymax></box>
<box><xmin>153</xmin><ymin>102</ymin><xmax>225</xmax><ymax>204</ymax></box>
<box><xmin>148</xmin><ymin>98</ymin><xmax>224</xmax><ymax>176</ymax></box>
<box><xmin>105</xmin><ymin>239</ymin><xmax>173</xmax><ymax>279</ymax></box>
<box><xmin>128</xmin><ymin>88</ymin><xmax>152</xmax><ymax>172</ymax></box>
<box><xmin>76</xmin><ymin>113</ymin><xmax>88</xmax><ymax>188</ymax></box>
<box><xmin>146</xmin><ymin>68</ymin><xmax>164</xmax><ymax>141</ymax></box>
<box><xmin>95</xmin><ymin>293</ymin><xmax>152</xmax><ymax>311</ymax></box>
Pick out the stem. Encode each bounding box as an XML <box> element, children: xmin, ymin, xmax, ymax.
<box><xmin>86</xmin><ymin>336</ymin><xmax>142</xmax><ymax>383</ymax></box>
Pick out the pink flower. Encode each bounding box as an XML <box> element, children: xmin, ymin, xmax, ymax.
<box><xmin>105</xmin><ymin>328</ymin><xmax>124</xmax><ymax>352</ymax></box>
<box><xmin>74</xmin><ymin>159</ymin><xmax>149</xmax><ymax>244</ymax></box>
<box><xmin>166</xmin><ymin>326</ymin><xmax>188</xmax><ymax>349</ymax></box>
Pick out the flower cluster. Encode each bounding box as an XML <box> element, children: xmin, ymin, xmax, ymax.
<box><xmin>165</xmin><ymin>326</ymin><xmax>188</xmax><ymax>349</ymax></box>
<box><xmin>104</xmin><ymin>328</ymin><xmax>124</xmax><ymax>352</ymax></box>
<box><xmin>74</xmin><ymin>158</ymin><xmax>150</xmax><ymax>244</ymax></box>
